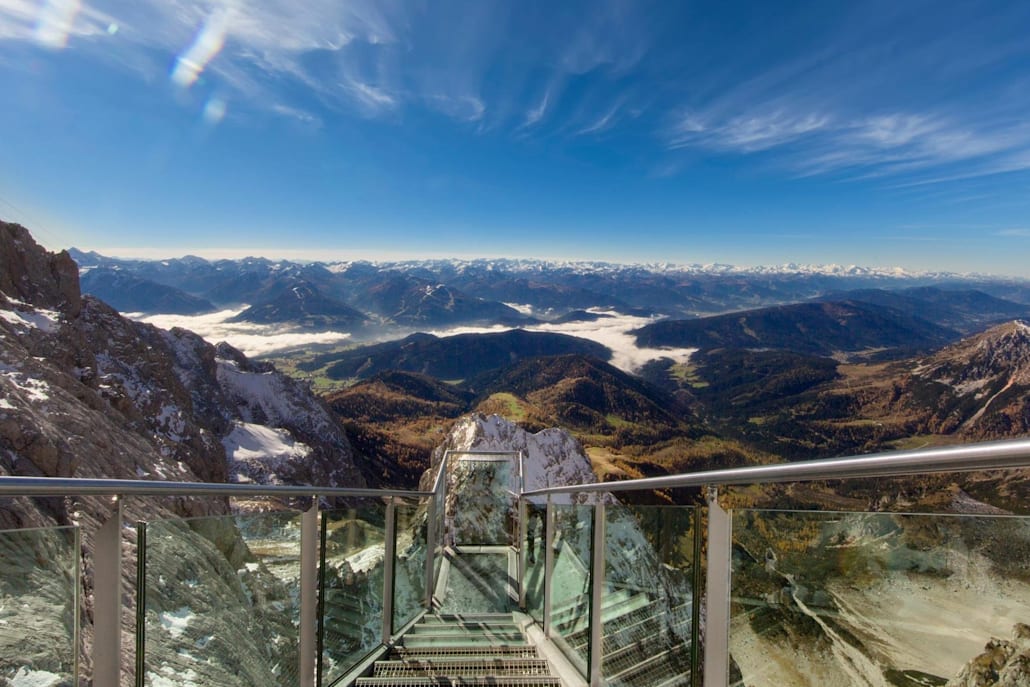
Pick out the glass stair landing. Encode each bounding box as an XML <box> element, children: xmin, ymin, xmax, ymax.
<box><xmin>356</xmin><ymin>614</ymin><xmax>563</xmax><ymax>687</ymax></box>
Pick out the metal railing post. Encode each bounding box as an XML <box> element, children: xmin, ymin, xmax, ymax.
<box><xmin>299</xmin><ymin>498</ymin><xmax>318</xmax><ymax>687</ymax></box>
<box><xmin>589</xmin><ymin>501</ymin><xmax>606</xmax><ymax>687</ymax></box>
<box><xmin>543</xmin><ymin>496</ymin><xmax>554</xmax><ymax>636</ymax></box>
<box><xmin>382</xmin><ymin>500</ymin><xmax>397</xmax><ymax>643</ymax></box>
<box><xmin>703</xmin><ymin>487</ymin><xmax>731</xmax><ymax>687</ymax></box>
<box><xmin>94</xmin><ymin>496</ymin><xmax>122</xmax><ymax>686</ymax></box>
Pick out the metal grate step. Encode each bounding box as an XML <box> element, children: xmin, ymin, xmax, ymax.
<box><xmin>373</xmin><ymin>658</ymin><xmax>551</xmax><ymax>678</ymax></box>
<box><xmin>399</xmin><ymin>636</ymin><xmax>528</xmax><ymax>649</ymax></box>
<box><xmin>356</xmin><ymin>678</ymin><xmax>562</xmax><ymax>687</ymax></box>
<box><xmin>391</xmin><ymin>646</ymin><xmax>539</xmax><ymax>660</ymax></box>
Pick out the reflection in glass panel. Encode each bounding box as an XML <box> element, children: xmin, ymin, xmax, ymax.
<box><xmin>431</xmin><ymin>483</ymin><xmax>445</xmax><ymax>601</ymax></box>
<box><xmin>140</xmin><ymin>512</ymin><xmax>301</xmax><ymax>687</ymax></box>
<box><xmin>450</xmin><ymin>459</ymin><xmax>515</xmax><ymax>547</ymax></box>
<box><xmin>524</xmin><ymin>499</ymin><xmax>547</xmax><ymax>623</ymax></box>
<box><xmin>730</xmin><ymin>509</ymin><xmax>1030</xmax><ymax>687</ymax></box>
<box><xmin>548</xmin><ymin>504</ymin><xmax>594</xmax><ymax>674</ymax></box>
<box><xmin>0</xmin><ymin>525</ymin><xmax>78</xmax><ymax>686</ymax></box>
<box><xmin>437</xmin><ymin>550</ymin><xmax>513</xmax><ymax>615</ymax></box>
<box><xmin>392</xmin><ymin>499</ymin><xmax>427</xmax><ymax>632</ymax></box>
<box><xmin>603</xmin><ymin>505</ymin><xmax>696</xmax><ymax>687</ymax></box>
<box><xmin>320</xmin><ymin>501</ymin><xmax>386</xmax><ymax>686</ymax></box>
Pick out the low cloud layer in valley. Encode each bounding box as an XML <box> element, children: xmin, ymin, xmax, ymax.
<box><xmin>136</xmin><ymin>309</ymin><xmax>353</xmax><ymax>357</ymax></box>
<box><xmin>134</xmin><ymin>307</ymin><xmax>696</xmax><ymax>372</ymax></box>
<box><xmin>428</xmin><ymin>308</ymin><xmax>697</xmax><ymax>372</ymax></box>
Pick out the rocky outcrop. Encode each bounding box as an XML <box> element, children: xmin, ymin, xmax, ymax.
<box><xmin>0</xmin><ymin>221</ymin><xmax>364</xmax><ymax>685</ymax></box>
<box><xmin>423</xmin><ymin>412</ymin><xmax>599</xmax><ymax>498</ymax></box>
<box><xmin>946</xmin><ymin>624</ymin><xmax>1030</xmax><ymax>687</ymax></box>
<box><xmin>0</xmin><ymin>222</ymin><xmax>80</xmax><ymax>317</ymax></box>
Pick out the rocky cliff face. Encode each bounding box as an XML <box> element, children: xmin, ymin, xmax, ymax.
<box><xmin>1</xmin><ymin>221</ymin><xmax>362</xmax><ymax>495</ymax></box>
<box><xmin>908</xmin><ymin>321</ymin><xmax>1030</xmax><ymax>438</ymax></box>
<box><xmin>946</xmin><ymin>624</ymin><xmax>1030</xmax><ymax>687</ymax></box>
<box><xmin>424</xmin><ymin>412</ymin><xmax>599</xmax><ymax>498</ymax></box>
<box><xmin>0</xmin><ymin>221</ymin><xmax>364</xmax><ymax>685</ymax></box>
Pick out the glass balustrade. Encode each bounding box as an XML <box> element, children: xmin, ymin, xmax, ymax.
<box><xmin>138</xmin><ymin>511</ymin><xmax>302</xmax><ymax>687</ymax></box>
<box><xmin>547</xmin><ymin>503</ymin><xmax>595</xmax><ymax>674</ymax></box>
<box><xmin>0</xmin><ymin>524</ymin><xmax>79</xmax><ymax>687</ymax></box>
<box><xmin>523</xmin><ymin>499</ymin><xmax>547</xmax><ymax>624</ymax></box>
<box><xmin>391</xmin><ymin>498</ymin><xmax>427</xmax><ymax>633</ymax></box>
<box><xmin>430</xmin><ymin>479</ymin><xmax>446</xmax><ymax>603</ymax></box>
<box><xmin>450</xmin><ymin>457</ymin><xmax>516</xmax><ymax>547</ymax></box>
<box><xmin>602</xmin><ymin>504</ymin><xmax>698</xmax><ymax>687</ymax></box>
<box><xmin>729</xmin><ymin>508</ymin><xmax>1030</xmax><ymax>687</ymax></box>
<box><xmin>318</xmin><ymin>501</ymin><xmax>386</xmax><ymax>686</ymax></box>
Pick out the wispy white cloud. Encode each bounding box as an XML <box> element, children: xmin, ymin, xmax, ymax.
<box><xmin>997</xmin><ymin>228</ymin><xmax>1030</xmax><ymax>238</ymax></box>
<box><xmin>342</xmin><ymin>77</ymin><xmax>397</xmax><ymax>112</ymax></box>
<box><xmin>0</xmin><ymin>0</ymin><xmax>657</xmax><ymax>137</ymax></box>
<box><xmin>0</xmin><ymin>0</ymin><xmax>113</xmax><ymax>44</ymax></box>
<box><xmin>523</xmin><ymin>88</ymin><xmax>551</xmax><ymax>128</ymax></box>
<box><xmin>668</xmin><ymin>103</ymin><xmax>1030</xmax><ymax>185</ymax></box>
<box><xmin>576</xmin><ymin>101</ymin><xmax>621</xmax><ymax>136</ymax></box>
<box><xmin>424</xmin><ymin>94</ymin><xmax>485</xmax><ymax>122</ymax></box>
<box><xmin>670</xmin><ymin>110</ymin><xmax>832</xmax><ymax>152</ymax></box>
<box><xmin>271</xmin><ymin>102</ymin><xmax>321</xmax><ymax>125</ymax></box>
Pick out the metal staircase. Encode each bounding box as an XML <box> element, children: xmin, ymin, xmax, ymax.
<box><xmin>356</xmin><ymin>614</ymin><xmax>562</xmax><ymax>687</ymax></box>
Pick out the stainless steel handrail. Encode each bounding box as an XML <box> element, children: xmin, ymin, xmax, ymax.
<box><xmin>0</xmin><ymin>476</ymin><xmax>432</xmax><ymax>499</ymax></box>
<box><xmin>523</xmin><ymin>436</ymin><xmax>1030</xmax><ymax>496</ymax></box>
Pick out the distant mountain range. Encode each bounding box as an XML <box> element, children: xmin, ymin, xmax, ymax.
<box><xmin>633</xmin><ymin>300</ymin><xmax>957</xmax><ymax>357</ymax></box>
<box><xmin>70</xmin><ymin>249</ymin><xmax>1030</xmax><ymax>332</ymax></box>
<box><xmin>300</xmin><ymin>329</ymin><xmax>610</xmax><ymax>381</ymax></box>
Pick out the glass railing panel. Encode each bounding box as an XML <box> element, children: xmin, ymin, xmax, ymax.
<box><xmin>392</xmin><ymin>498</ymin><xmax>427</xmax><ymax>632</ymax></box>
<box><xmin>431</xmin><ymin>484</ymin><xmax>445</xmax><ymax>599</ymax></box>
<box><xmin>0</xmin><ymin>524</ymin><xmax>79</xmax><ymax>686</ymax></box>
<box><xmin>139</xmin><ymin>511</ymin><xmax>302</xmax><ymax>687</ymax></box>
<box><xmin>523</xmin><ymin>499</ymin><xmax>547</xmax><ymax>624</ymax></box>
<box><xmin>730</xmin><ymin>509</ymin><xmax>1030</xmax><ymax>687</ymax></box>
<box><xmin>319</xmin><ymin>500</ymin><xmax>386</xmax><ymax>686</ymax></box>
<box><xmin>602</xmin><ymin>505</ymin><xmax>697</xmax><ymax>687</ymax></box>
<box><xmin>451</xmin><ymin>458</ymin><xmax>516</xmax><ymax>547</ymax></box>
<box><xmin>548</xmin><ymin>503</ymin><xmax>594</xmax><ymax>674</ymax></box>
<box><xmin>437</xmin><ymin>545</ymin><xmax>513</xmax><ymax>614</ymax></box>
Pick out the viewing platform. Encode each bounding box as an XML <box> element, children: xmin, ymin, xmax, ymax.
<box><xmin>2</xmin><ymin>440</ymin><xmax>1030</xmax><ymax>686</ymax></box>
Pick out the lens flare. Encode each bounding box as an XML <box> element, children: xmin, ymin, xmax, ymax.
<box><xmin>34</xmin><ymin>0</ymin><xmax>82</xmax><ymax>49</ymax></box>
<box><xmin>171</xmin><ymin>10</ymin><xmax>229</xmax><ymax>88</ymax></box>
<box><xmin>203</xmin><ymin>96</ymin><xmax>227</xmax><ymax>124</ymax></box>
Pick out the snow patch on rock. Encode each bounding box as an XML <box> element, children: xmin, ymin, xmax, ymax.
<box><xmin>8</xmin><ymin>667</ymin><xmax>65</xmax><ymax>687</ymax></box>
<box><xmin>223</xmin><ymin>421</ymin><xmax>311</xmax><ymax>484</ymax></box>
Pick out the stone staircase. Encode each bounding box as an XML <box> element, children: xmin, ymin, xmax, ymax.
<box><xmin>355</xmin><ymin>614</ymin><xmax>563</xmax><ymax>687</ymax></box>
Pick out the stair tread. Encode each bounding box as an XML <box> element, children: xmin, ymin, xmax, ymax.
<box><xmin>357</xmin><ymin>679</ymin><xmax>561</xmax><ymax>686</ymax></box>
<box><xmin>374</xmin><ymin>658</ymin><xmax>551</xmax><ymax>677</ymax></box>
<box><xmin>391</xmin><ymin>646</ymin><xmax>539</xmax><ymax>659</ymax></box>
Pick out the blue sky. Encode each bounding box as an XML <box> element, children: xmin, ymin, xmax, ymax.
<box><xmin>2</xmin><ymin>0</ymin><xmax>1030</xmax><ymax>275</ymax></box>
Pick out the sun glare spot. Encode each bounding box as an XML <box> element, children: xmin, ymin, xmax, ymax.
<box><xmin>106</xmin><ymin>23</ymin><xmax>119</xmax><ymax>35</ymax></box>
<box><xmin>33</xmin><ymin>0</ymin><xmax>82</xmax><ymax>49</ymax></box>
<box><xmin>203</xmin><ymin>97</ymin><xmax>227</xmax><ymax>124</ymax></box>
<box><xmin>171</xmin><ymin>10</ymin><xmax>230</xmax><ymax>88</ymax></box>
